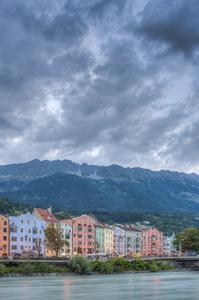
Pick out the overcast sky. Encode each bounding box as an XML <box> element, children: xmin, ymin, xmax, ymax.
<box><xmin>0</xmin><ymin>0</ymin><xmax>199</xmax><ymax>173</ymax></box>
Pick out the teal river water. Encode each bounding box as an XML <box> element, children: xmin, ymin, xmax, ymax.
<box><xmin>0</xmin><ymin>272</ymin><xmax>199</xmax><ymax>300</ymax></box>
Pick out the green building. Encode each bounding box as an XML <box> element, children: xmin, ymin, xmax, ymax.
<box><xmin>59</xmin><ymin>221</ymin><xmax>72</xmax><ymax>258</ymax></box>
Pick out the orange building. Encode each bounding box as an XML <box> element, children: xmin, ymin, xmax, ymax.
<box><xmin>0</xmin><ymin>215</ymin><xmax>9</xmax><ymax>256</ymax></box>
<box><xmin>142</xmin><ymin>226</ymin><xmax>163</xmax><ymax>256</ymax></box>
<box><xmin>62</xmin><ymin>215</ymin><xmax>96</xmax><ymax>255</ymax></box>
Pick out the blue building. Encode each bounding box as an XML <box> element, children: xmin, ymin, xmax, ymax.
<box><xmin>9</xmin><ymin>212</ymin><xmax>46</xmax><ymax>257</ymax></box>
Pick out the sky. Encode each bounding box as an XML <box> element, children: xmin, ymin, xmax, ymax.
<box><xmin>0</xmin><ymin>0</ymin><xmax>199</xmax><ymax>173</ymax></box>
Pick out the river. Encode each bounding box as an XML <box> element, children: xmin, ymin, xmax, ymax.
<box><xmin>0</xmin><ymin>272</ymin><xmax>198</xmax><ymax>300</ymax></box>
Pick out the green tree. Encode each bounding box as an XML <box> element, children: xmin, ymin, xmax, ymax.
<box><xmin>173</xmin><ymin>228</ymin><xmax>199</xmax><ymax>252</ymax></box>
<box><xmin>44</xmin><ymin>223</ymin><xmax>67</xmax><ymax>257</ymax></box>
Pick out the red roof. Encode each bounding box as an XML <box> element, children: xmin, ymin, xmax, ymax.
<box><xmin>35</xmin><ymin>208</ymin><xmax>59</xmax><ymax>223</ymax></box>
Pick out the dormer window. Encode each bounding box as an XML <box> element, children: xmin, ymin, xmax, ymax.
<box><xmin>47</xmin><ymin>216</ymin><xmax>52</xmax><ymax>221</ymax></box>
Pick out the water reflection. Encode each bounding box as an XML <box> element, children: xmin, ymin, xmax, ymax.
<box><xmin>0</xmin><ymin>272</ymin><xmax>199</xmax><ymax>300</ymax></box>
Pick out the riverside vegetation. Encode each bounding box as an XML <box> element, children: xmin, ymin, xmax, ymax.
<box><xmin>0</xmin><ymin>257</ymin><xmax>174</xmax><ymax>276</ymax></box>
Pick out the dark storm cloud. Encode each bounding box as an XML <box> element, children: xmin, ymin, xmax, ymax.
<box><xmin>133</xmin><ymin>0</ymin><xmax>199</xmax><ymax>56</ymax></box>
<box><xmin>89</xmin><ymin>0</ymin><xmax>126</xmax><ymax>20</ymax></box>
<box><xmin>0</xmin><ymin>0</ymin><xmax>199</xmax><ymax>173</ymax></box>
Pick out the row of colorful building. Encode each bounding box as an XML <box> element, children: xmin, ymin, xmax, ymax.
<box><xmin>0</xmin><ymin>206</ymin><xmax>176</xmax><ymax>257</ymax></box>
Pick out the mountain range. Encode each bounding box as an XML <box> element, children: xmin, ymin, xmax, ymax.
<box><xmin>0</xmin><ymin>159</ymin><xmax>199</xmax><ymax>213</ymax></box>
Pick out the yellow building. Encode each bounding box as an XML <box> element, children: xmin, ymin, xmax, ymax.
<box><xmin>104</xmin><ymin>226</ymin><xmax>114</xmax><ymax>255</ymax></box>
<box><xmin>32</xmin><ymin>206</ymin><xmax>60</xmax><ymax>257</ymax></box>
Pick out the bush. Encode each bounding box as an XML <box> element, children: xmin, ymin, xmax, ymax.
<box><xmin>0</xmin><ymin>264</ymin><xmax>6</xmax><ymax>275</ymax></box>
<box><xmin>131</xmin><ymin>259</ymin><xmax>148</xmax><ymax>271</ymax></box>
<box><xmin>147</xmin><ymin>260</ymin><xmax>159</xmax><ymax>272</ymax></box>
<box><xmin>68</xmin><ymin>256</ymin><xmax>93</xmax><ymax>274</ymax></box>
<box><xmin>32</xmin><ymin>263</ymin><xmax>54</xmax><ymax>274</ymax></box>
<box><xmin>98</xmin><ymin>262</ymin><xmax>114</xmax><ymax>274</ymax></box>
<box><xmin>20</xmin><ymin>263</ymin><xmax>35</xmax><ymax>274</ymax></box>
<box><xmin>110</xmin><ymin>258</ymin><xmax>132</xmax><ymax>271</ymax></box>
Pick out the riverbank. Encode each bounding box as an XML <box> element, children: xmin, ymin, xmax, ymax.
<box><xmin>0</xmin><ymin>257</ymin><xmax>195</xmax><ymax>277</ymax></box>
<box><xmin>0</xmin><ymin>268</ymin><xmax>197</xmax><ymax>278</ymax></box>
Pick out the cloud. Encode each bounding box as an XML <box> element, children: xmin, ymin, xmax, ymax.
<box><xmin>133</xmin><ymin>0</ymin><xmax>199</xmax><ymax>57</ymax></box>
<box><xmin>0</xmin><ymin>0</ymin><xmax>198</xmax><ymax>174</ymax></box>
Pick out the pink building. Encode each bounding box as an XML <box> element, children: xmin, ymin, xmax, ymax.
<box><xmin>142</xmin><ymin>226</ymin><xmax>163</xmax><ymax>256</ymax></box>
<box><xmin>61</xmin><ymin>215</ymin><xmax>96</xmax><ymax>255</ymax></box>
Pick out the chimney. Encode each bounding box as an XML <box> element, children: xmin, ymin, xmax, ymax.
<box><xmin>47</xmin><ymin>206</ymin><xmax>52</xmax><ymax>214</ymax></box>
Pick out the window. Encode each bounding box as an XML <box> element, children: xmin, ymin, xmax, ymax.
<box><xmin>27</xmin><ymin>220</ymin><xmax>30</xmax><ymax>224</ymax></box>
<box><xmin>3</xmin><ymin>236</ymin><xmax>7</xmax><ymax>241</ymax></box>
<box><xmin>84</xmin><ymin>228</ymin><xmax>86</xmax><ymax>232</ymax></box>
<box><xmin>33</xmin><ymin>238</ymin><xmax>37</xmax><ymax>243</ymax></box>
<box><xmin>78</xmin><ymin>241</ymin><xmax>82</xmax><ymax>245</ymax></box>
<box><xmin>20</xmin><ymin>237</ymin><xmax>23</xmax><ymax>242</ymax></box>
<box><xmin>21</xmin><ymin>220</ymin><xmax>24</xmax><ymax>224</ymax></box>
<box><xmin>4</xmin><ymin>221</ymin><xmax>7</xmax><ymax>225</ymax></box>
<box><xmin>74</xmin><ymin>226</ymin><xmax>76</xmax><ymax>231</ymax></box>
<box><xmin>74</xmin><ymin>234</ymin><xmax>76</xmax><ymax>238</ymax></box>
<box><xmin>29</xmin><ymin>246</ymin><xmax>31</xmax><ymax>250</ymax></box>
<box><xmin>74</xmin><ymin>240</ymin><xmax>76</xmax><ymax>245</ymax></box>
<box><xmin>78</xmin><ymin>234</ymin><xmax>82</xmax><ymax>238</ymax></box>
<box><xmin>28</xmin><ymin>237</ymin><xmax>31</xmax><ymax>242</ymax></box>
<box><xmin>33</xmin><ymin>229</ymin><xmax>38</xmax><ymax>234</ymax></box>
<box><xmin>3</xmin><ymin>228</ymin><xmax>7</xmax><ymax>233</ymax></box>
<box><xmin>28</xmin><ymin>229</ymin><xmax>31</xmax><ymax>234</ymax></box>
<box><xmin>20</xmin><ymin>245</ymin><xmax>23</xmax><ymax>250</ymax></box>
<box><xmin>10</xmin><ymin>228</ymin><xmax>17</xmax><ymax>233</ymax></box>
<box><xmin>11</xmin><ymin>237</ymin><xmax>17</xmax><ymax>242</ymax></box>
<box><xmin>20</xmin><ymin>228</ymin><xmax>23</xmax><ymax>233</ymax></box>
<box><xmin>88</xmin><ymin>235</ymin><xmax>92</xmax><ymax>239</ymax></box>
<box><xmin>11</xmin><ymin>245</ymin><xmax>17</xmax><ymax>250</ymax></box>
<box><xmin>3</xmin><ymin>245</ymin><xmax>6</xmax><ymax>250</ymax></box>
<box><xmin>39</xmin><ymin>230</ymin><xmax>42</xmax><ymax>235</ymax></box>
<box><xmin>74</xmin><ymin>247</ymin><xmax>77</xmax><ymax>252</ymax></box>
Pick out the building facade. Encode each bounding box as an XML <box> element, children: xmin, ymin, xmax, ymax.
<box><xmin>32</xmin><ymin>206</ymin><xmax>60</xmax><ymax>257</ymax></box>
<box><xmin>163</xmin><ymin>236</ymin><xmax>172</xmax><ymax>256</ymax></box>
<box><xmin>112</xmin><ymin>224</ymin><xmax>142</xmax><ymax>256</ymax></box>
<box><xmin>59</xmin><ymin>221</ymin><xmax>72</xmax><ymax>258</ymax></box>
<box><xmin>63</xmin><ymin>215</ymin><xmax>96</xmax><ymax>255</ymax></box>
<box><xmin>104</xmin><ymin>226</ymin><xmax>114</xmax><ymax>255</ymax></box>
<box><xmin>113</xmin><ymin>225</ymin><xmax>125</xmax><ymax>256</ymax></box>
<box><xmin>95</xmin><ymin>225</ymin><xmax>105</xmax><ymax>254</ymax></box>
<box><xmin>141</xmin><ymin>226</ymin><xmax>163</xmax><ymax>256</ymax></box>
<box><xmin>163</xmin><ymin>233</ymin><xmax>176</xmax><ymax>256</ymax></box>
<box><xmin>0</xmin><ymin>215</ymin><xmax>9</xmax><ymax>256</ymax></box>
<box><xmin>9</xmin><ymin>212</ymin><xmax>46</xmax><ymax>257</ymax></box>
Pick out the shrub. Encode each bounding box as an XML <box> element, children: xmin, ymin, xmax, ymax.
<box><xmin>0</xmin><ymin>264</ymin><xmax>6</xmax><ymax>275</ymax></box>
<box><xmin>32</xmin><ymin>263</ymin><xmax>54</xmax><ymax>274</ymax></box>
<box><xmin>110</xmin><ymin>258</ymin><xmax>132</xmax><ymax>271</ymax></box>
<box><xmin>68</xmin><ymin>256</ymin><xmax>93</xmax><ymax>274</ymax></box>
<box><xmin>131</xmin><ymin>259</ymin><xmax>148</xmax><ymax>271</ymax></box>
<box><xmin>20</xmin><ymin>263</ymin><xmax>35</xmax><ymax>274</ymax></box>
<box><xmin>147</xmin><ymin>260</ymin><xmax>159</xmax><ymax>272</ymax></box>
<box><xmin>98</xmin><ymin>262</ymin><xmax>114</xmax><ymax>274</ymax></box>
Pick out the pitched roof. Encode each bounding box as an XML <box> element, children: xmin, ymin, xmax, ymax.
<box><xmin>115</xmin><ymin>224</ymin><xmax>142</xmax><ymax>232</ymax></box>
<box><xmin>35</xmin><ymin>208</ymin><xmax>59</xmax><ymax>223</ymax></box>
